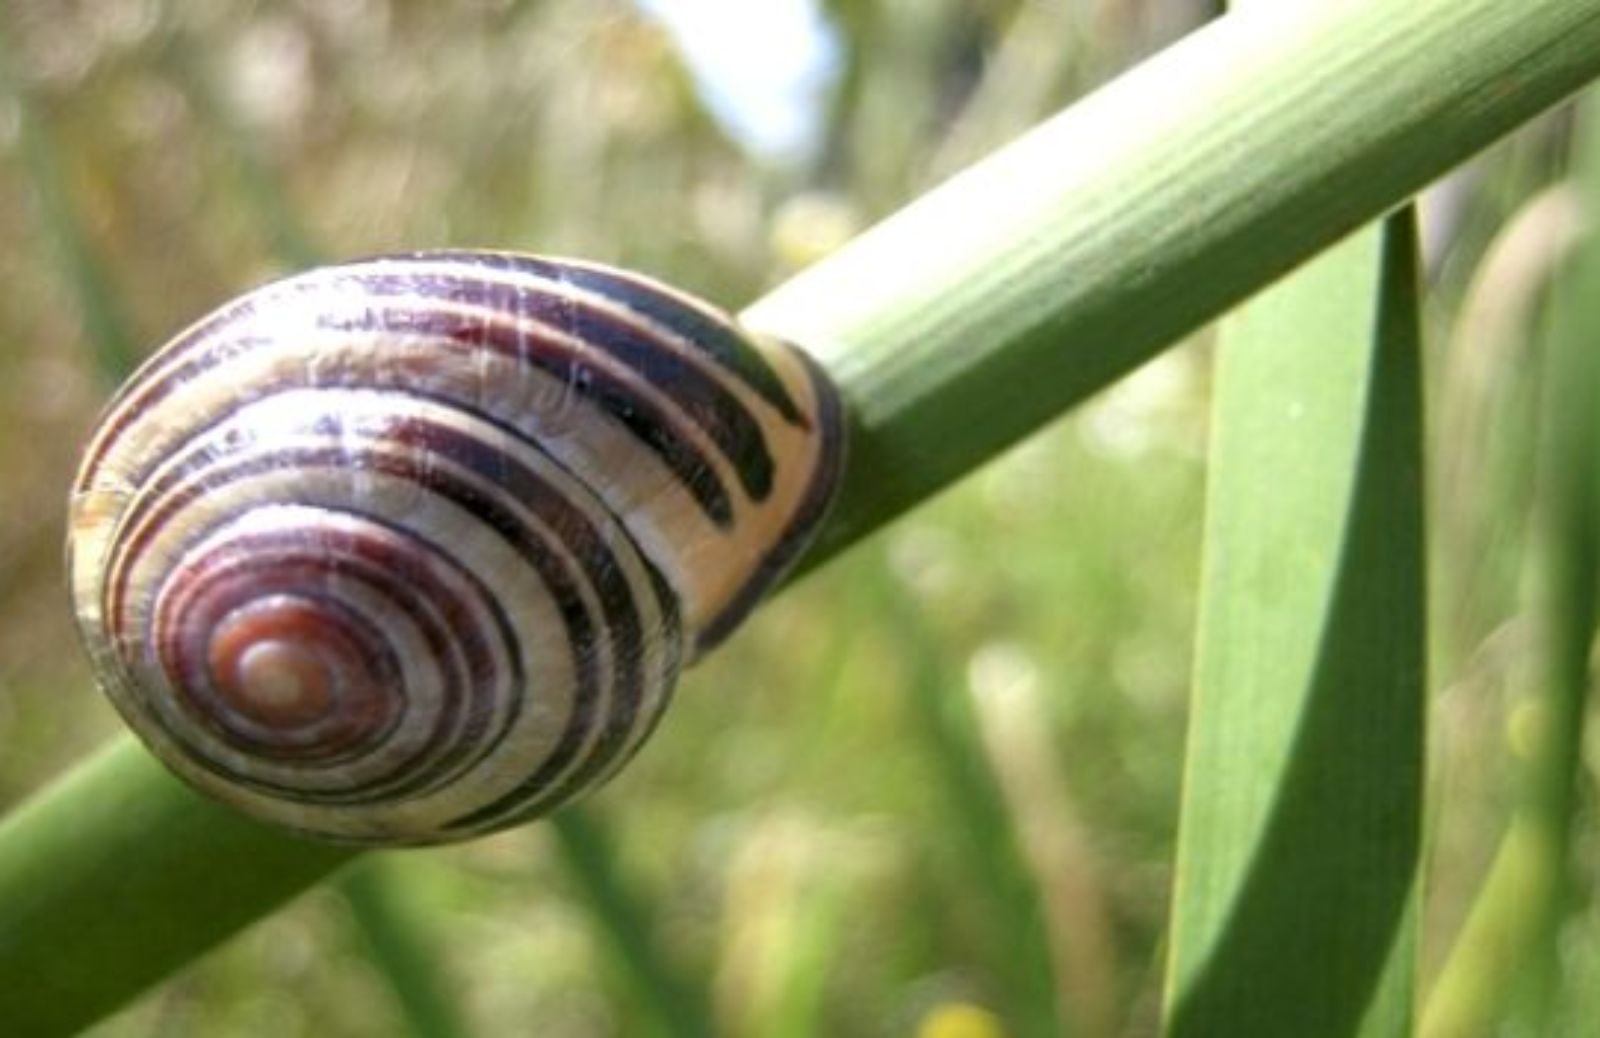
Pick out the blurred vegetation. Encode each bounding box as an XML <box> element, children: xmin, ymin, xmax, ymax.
<box><xmin>0</xmin><ymin>0</ymin><xmax>1595</xmax><ymax>1035</ymax></box>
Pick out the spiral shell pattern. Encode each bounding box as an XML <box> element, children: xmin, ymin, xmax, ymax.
<box><xmin>68</xmin><ymin>251</ymin><xmax>844</xmax><ymax>844</ymax></box>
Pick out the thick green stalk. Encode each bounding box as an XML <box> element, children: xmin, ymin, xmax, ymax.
<box><xmin>751</xmin><ymin>0</ymin><xmax>1600</xmax><ymax>563</ymax></box>
<box><xmin>0</xmin><ymin>741</ymin><xmax>357</xmax><ymax>1030</ymax></box>
<box><xmin>3</xmin><ymin>0</ymin><xmax>1600</xmax><ymax>1032</ymax></box>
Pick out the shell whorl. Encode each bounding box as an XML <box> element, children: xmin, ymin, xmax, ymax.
<box><xmin>68</xmin><ymin>251</ymin><xmax>844</xmax><ymax>844</ymax></box>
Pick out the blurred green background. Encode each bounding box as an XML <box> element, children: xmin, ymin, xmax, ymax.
<box><xmin>0</xmin><ymin>1</ymin><xmax>1592</xmax><ymax>1035</ymax></box>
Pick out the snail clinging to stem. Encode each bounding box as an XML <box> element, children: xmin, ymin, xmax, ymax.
<box><xmin>67</xmin><ymin>251</ymin><xmax>845</xmax><ymax>845</ymax></box>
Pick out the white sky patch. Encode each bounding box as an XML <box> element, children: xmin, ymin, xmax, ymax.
<box><xmin>634</xmin><ymin>0</ymin><xmax>839</xmax><ymax>165</ymax></box>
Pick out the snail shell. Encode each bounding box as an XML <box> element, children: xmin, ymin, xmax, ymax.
<box><xmin>68</xmin><ymin>251</ymin><xmax>844</xmax><ymax>844</ymax></box>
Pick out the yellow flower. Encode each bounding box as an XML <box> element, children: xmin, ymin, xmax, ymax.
<box><xmin>916</xmin><ymin>1002</ymin><xmax>1008</xmax><ymax>1038</ymax></box>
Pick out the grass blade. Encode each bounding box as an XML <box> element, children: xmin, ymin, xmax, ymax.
<box><xmin>158</xmin><ymin>29</ymin><xmax>321</xmax><ymax>270</ymax></box>
<box><xmin>1164</xmin><ymin>211</ymin><xmax>1427</xmax><ymax>1035</ymax></box>
<box><xmin>0</xmin><ymin>13</ymin><xmax>139</xmax><ymax>378</ymax></box>
<box><xmin>340</xmin><ymin>858</ymin><xmax>471</xmax><ymax>1038</ymax></box>
<box><xmin>1501</xmin><ymin>94</ymin><xmax>1600</xmax><ymax>1033</ymax></box>
<box><xmin>1422</xmin><ymin>93</ymin><xmax>1600</xmax><ymax>1038</ymax></box>
<box><xmin>868</xmin><ymin>556</ymin><xmax>1062</xmax><ymax>1036</ymax></box>
<box><xmin>547</xmin><ymin>810</ymin><xmax>714</xmax><ymax>1038</ymax></box>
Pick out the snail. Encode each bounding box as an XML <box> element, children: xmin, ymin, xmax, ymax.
<box><xmin>67</xmin><ymin>251</ymin><xmax>845</xmax><ymax>845</ymax></box>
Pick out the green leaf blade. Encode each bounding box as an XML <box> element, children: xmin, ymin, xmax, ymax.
<box><xmin>1165</xmin><ymin>215</ymin><xmax>1428</xmax><ymax>1036</ymax></box>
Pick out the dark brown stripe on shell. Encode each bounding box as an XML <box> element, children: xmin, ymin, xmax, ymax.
<box><xmin>81</xmin><ymin>252</ymin><xmax>789</xmax><ymax>522</ymax></box>
<box><xmin>695</xmin><ymin>346</ymin><xmax>847</xmax><ymax>652</ymax></box>
<box><xmin>138</xmin><ymin>524</ymin><xmax>513</xmax><ymax>804</ymax></box>
<box><xmin>443</xmin><ymin>554</ymin><xmax>684</xmax><ymax>833</ymax></box>
<box><xmin>325</xmin><ymin>299</ymin><xmax>739</xmax><ymax>525</ymax></box>
<box><xmin>355</xmin><ymin>269</ymin><xmax>778</xmax><ymax>500</ymax></box>
<box><xmin>405</xmin><ymin>250</ymin><xmax>806</xmax><ymax>425</ymax></box>
<box><xmin>102</xmin><ymin>444</ymin><xmax>591</xmax><ymax>799</ymax></box>
<box><xmin>99</xmin><ymin>399</ymin><xmax>680</xmax><ymax>817</ymax></box>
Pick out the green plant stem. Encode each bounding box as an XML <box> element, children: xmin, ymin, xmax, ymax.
<box><xmin>1421</xmin><ymin>93</ymin><xmax>1600</xmax><ymax>1038</ymax></box>
<box><xmin>0</xmin><ymin>14</ymin><xmax>140</xmax><ymax>376</ymax></box>
<box><xmin>158</xmin><ymin>30</ymin><xmax>322</xmax><ymax>270</ymax></box>
<box><xmin>752</xmin><ymin>0</ymin><xmax>1600</xmax><ymax>565</ymax></box>
<box><xmin>868</xmin><ymin>558</ymin><xmax>1063</xmax><ymax>1038</ymax></box>
<box><xmin>547</xmin><ymin>812</ymin><xmax>714</xmax><ymax>1038</ymax></box>
<box><xmin>2</xmin><ymin>0</ymin><xmax>1600</xmax><ymax>1032</ymax></box>
<box><xmin>339</xmin><ymin>859</ymin><xmax>470</xmax><ymax>1038</ymax></box>
<box><xmin>0</xmin><ymin>741</ymin><xmax>357</xmax><ymax>1033</ymax></box>
<box><xmin>1505</xmin><ymin>95</ymin><xmax>1600</xmax><ymax>1032</ymax></box>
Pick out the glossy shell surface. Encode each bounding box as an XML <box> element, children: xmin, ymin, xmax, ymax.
<box><xmin>69</xmin><ymin>252</ymin><xmax>843</xmax><ymax>843</ymax></box>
